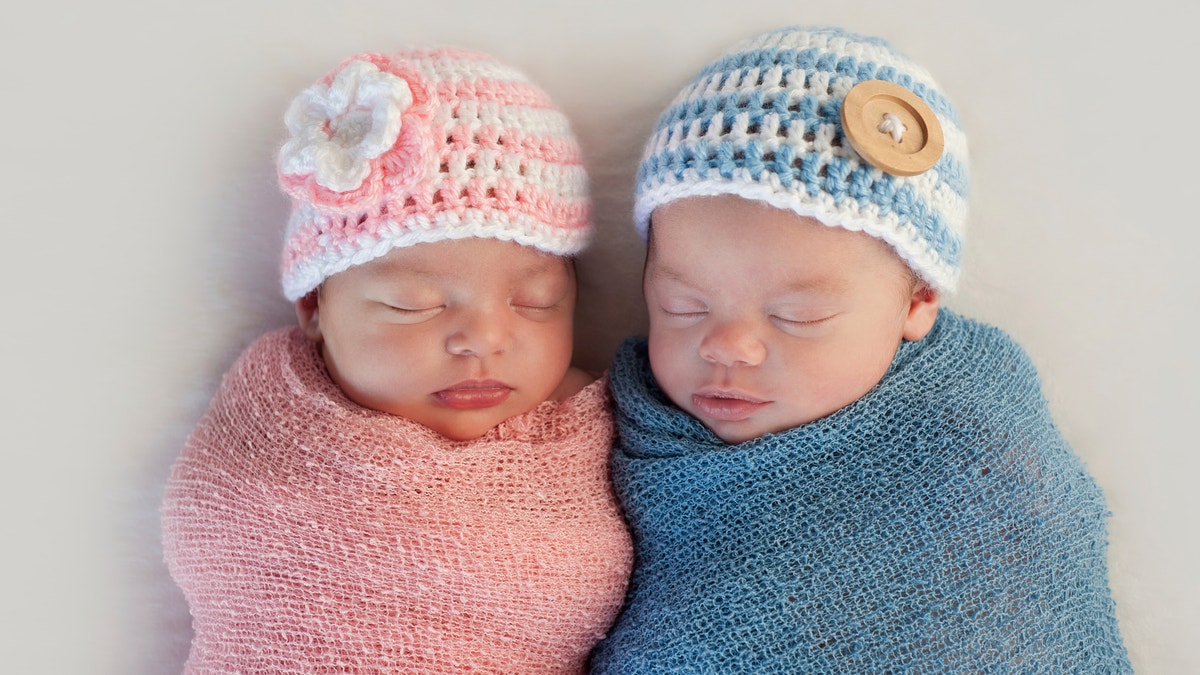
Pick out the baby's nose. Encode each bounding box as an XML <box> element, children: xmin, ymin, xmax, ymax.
<box><xmin>445</xmin><ymin>307</ymin><xmax>511</xmax><ymax>357</ymax></box>
<box><xmin>698</xmin><ymin>320</ymin><xmax>766</xmax><ymax>367</ymax></box>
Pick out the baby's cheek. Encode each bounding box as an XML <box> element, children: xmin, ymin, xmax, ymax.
<box><xmin>648</xmin><ymin>343</ymin><xmax>692</xmax><ymax>403</ymax></box>
<box><xmin>834</xmin><ymin>345</ymin><xmax>895</xmax><ymax>401</ymax></box>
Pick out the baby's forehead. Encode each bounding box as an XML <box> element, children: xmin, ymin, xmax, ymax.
<box><xmin>645</xmin><ymin>196</ymin><xmax>835</xmax><ymax>250</ymax></box>
<box><xmin>645</xmin><ymin>197</ymin><xmax>916</xmax><ymax>286</ymax></box>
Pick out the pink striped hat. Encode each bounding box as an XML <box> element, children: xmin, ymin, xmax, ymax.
<box><xmin>277</xmin><ymin>47</ymin><xmax>591</xmax><ymax>301</ymax></box>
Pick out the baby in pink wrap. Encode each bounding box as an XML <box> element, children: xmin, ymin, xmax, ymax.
<box><xmin>161</xmin><ymin>47</ymin><xmax>632</xmax><ymax>673</ymax></box>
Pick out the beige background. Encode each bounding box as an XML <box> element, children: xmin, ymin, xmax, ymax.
<box><xmin>1</xmin><ymin>1</ymin><xmax>1196</xmax><ymax>672</ymax></box>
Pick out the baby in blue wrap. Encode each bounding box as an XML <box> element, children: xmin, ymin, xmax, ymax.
<box><xmin>589</xmin><ymin>26</ymin><xmax>1131</xmax><ymax>673</ymax></box>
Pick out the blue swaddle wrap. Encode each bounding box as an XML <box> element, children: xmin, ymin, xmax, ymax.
<box><xmin>590</xmin><ymin>310</ymin><xmax>1130</xmax><ymax>674</ymax></box>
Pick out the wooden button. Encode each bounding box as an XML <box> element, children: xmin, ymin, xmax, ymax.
<box><xmin>840</xmin><ymin>80</ymin><xmax>944</xmax><ymax>176</ymax></box>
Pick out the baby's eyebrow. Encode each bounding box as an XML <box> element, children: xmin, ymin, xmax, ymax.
<box><xmin>366</xmin><ymin>262</ymin><xmax>441</xmax><ymax>282</ymax></box>
<box><xmin>649</xmin><ymin>263</ymin><xmax>846</xmax><ymax>296</ymax></box>
<box><xmin>644</xmin><ymin>264</ymin><xmax>693</xmax><ymax>285</ymax></box>
<box><xmin>777</xmin><ymin>276</ymin><xmax>847</xmax><ymax>296</ymax></box>
<box><xmin>366</xmin><ymin>253</ymin><xmax>567</xmax><ymax>287</ymax></box>
<box><xmin>517</xmin><ymin>258</ymin><xmax>567</xmax><ymax>278</ymax></box>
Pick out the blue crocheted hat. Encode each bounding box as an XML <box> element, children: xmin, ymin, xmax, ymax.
<box><xmin>635</xmin><ymin>26</ymin><xmax>969</xmax><ymax>292</ymax></box>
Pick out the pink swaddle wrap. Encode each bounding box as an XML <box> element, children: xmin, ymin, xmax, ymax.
<box><xmin>162</xmin><ymin>327</ymin><xmax>633</xmax><ymax>673</ymax></box>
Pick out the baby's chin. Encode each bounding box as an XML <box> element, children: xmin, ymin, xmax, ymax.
<box><xmin>415</xmin><ymin>395</ymin><xmax>559</xmax><ymax>442</ymax></box>
<box><xmin>418</xmin><ymin>416</ymin><xmax>507</xmax><ymax>442</ymax></box>
<box><xmin>699</xmin><ymin>410</ymin><xmax>834</xmax><ymax>445</ymax></box>
<box><xmin>690</xmin><ymin>413</ymin><xmax>771</xmax><ymax>445</ymax></box>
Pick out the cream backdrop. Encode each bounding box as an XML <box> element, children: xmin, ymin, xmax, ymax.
<box><xmin>1</xmin><ymin>1</ymin><xmax>1195</xmax><ymax>672</ymax></box>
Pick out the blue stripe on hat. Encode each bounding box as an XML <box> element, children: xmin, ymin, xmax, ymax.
<box><xmin>648</xmin><ymin>104</ymin><xmax>969</xmax><ymax>200</ymax></box>
<box><xmin>667</xmin><ymin>46</ymin><xmax>960</xmax><ymax>130</ymax></box>
<box><xmin>652</xmin><ymin>85</ymin><xmax>969</xmax><ymax>199</ymax></box>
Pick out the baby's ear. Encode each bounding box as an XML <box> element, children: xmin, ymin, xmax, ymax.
<box><xmin>901</xmin><ymin>283</ymin><xmax>940</xmax><ymax>341</ymax></box>
<box><xmin>294</xmin><ymin>290</ymin><xmax>323</xmax><ymax>342</ymax></box>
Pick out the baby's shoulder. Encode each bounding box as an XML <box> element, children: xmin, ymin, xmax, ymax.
<box><xmin>926</xmin><ymin>311</ymin><xmax>1049</xmax><ymax>412</ymax></box>
<box><xmin>939</xmin><ymin>310</ymin><xmax>1036</xmax><ymax>374</ymax></box>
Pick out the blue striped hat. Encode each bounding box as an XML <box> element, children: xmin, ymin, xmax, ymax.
<box><xmin>635</xmin><ymin>26</ymin><xmax>969</xmax><ymax>292</ymax></box>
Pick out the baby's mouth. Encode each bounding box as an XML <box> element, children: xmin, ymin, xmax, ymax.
<box><xmin>435</xmin><ymin>380</ymin><xmax>513</xmax><ymax>410</ymax></box>
<box><xmin>691</xmin><ymin>389</ymin><xmax>768</xmax><ymax>422</ymax></box>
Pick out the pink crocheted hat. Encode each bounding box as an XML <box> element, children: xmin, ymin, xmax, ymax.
<box><xmin>277</xmin><ymin>47</ymin><xmax>592</xmax><ymax>301</ymax></box>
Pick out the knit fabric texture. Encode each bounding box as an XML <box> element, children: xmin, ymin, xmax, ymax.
<box><xmin>589</xmin><ymin>310</ymin><xmax>1130</xmax><ymax>673</ymax></box>
<box><xmin>278</xmin><ymin>47</ymin><xmax>591</xmax><ymax>301</ymax></box>
<box><xmin>162</xmin><ymin>328</ymin><xmax>632</xmax><ymax>673</ymax></box>
<box><xmin>634</xmin><ymin>26</ymin><xmax>968</xmax><ymax>292</ymax></box>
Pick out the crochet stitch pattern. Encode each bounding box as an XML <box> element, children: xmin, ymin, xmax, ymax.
<box><xmin>590</xmin><ymin>311</ymin><xmax>1131</xmax><ymax>673</ymax></box>
<box><xmin>162</xmin><ymin>329</ymin><xmax>633</xmax><ymax>673</ymax></box>
<box><xmin>279</xmin><ymin>47</ymin><xmax>592</xmax><ymax>301</ymax></box>
<box><xmin>633</xmin><ymin>26</ymin><xmax>969</xmax><ymax>293</ymax></box>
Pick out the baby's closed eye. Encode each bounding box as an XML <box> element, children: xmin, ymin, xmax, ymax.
<box><xmin>381</xmin><ymin>303</ymin><xmax>445</xmax><ymax>323</ymax></box>
<box><xmin>769</xmin><ymin>308</ymin><xmax>840</xmax><ymax>335</ymax></box>
<box><xmin>658</xmin><ymin>297</ymin><xmax>709</xmax><ymax>318</ymax></box>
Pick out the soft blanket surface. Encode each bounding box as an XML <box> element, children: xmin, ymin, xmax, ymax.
<box><xmin>162</xmin><ymin>327</ymin><xmax>632</xmax><ymax>674</ymax></box>
<box><xmin>589</xmin><ymin>310</ymin><xmax>1130</xmax><ymax>674</ymax></box>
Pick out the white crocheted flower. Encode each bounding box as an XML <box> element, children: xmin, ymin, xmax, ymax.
<box><xmin>279</xmin><ymin>59</ymin><xmax>414</xmax><ymax>193</ymax></box>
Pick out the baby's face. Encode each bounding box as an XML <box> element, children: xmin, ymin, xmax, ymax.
<box><xmin>303</xmin><ymin>238</ymin><xmax>577</xmax><ymax>441</ymax></box>
<box><xmin>643</xmin><ymin>195</ymin><xmax>938</xmax><ymax>444</ymax></box>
